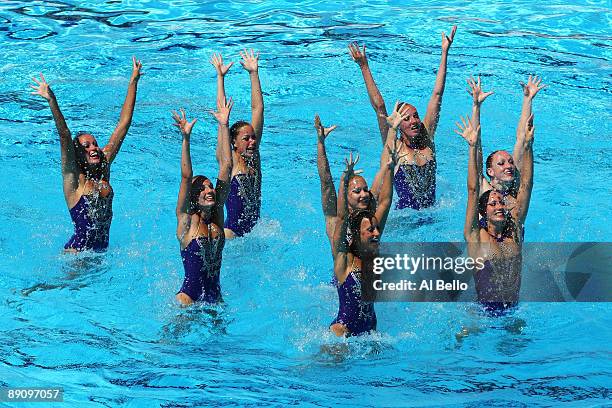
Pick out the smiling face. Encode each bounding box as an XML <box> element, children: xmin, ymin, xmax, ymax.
<box><xmin>485</xmin><ymin>191</ymin><xmax>507</xmax><ymax>224</ymax></box>
<box><xmin>233</xmin><ymin>123</ymin><xmax>257</xmax><ymax>158</ymax></box>
<box><xmin>347</xmin><ymin>176</ymin><xmax>371</xmax><ymax>211</ymax></box>
<box><xmin>486</xmin><ymin>150</ymin><xmax>516</xmax><ymax>183</ymax></box>
<box><xmin>191</xmin><ymin>176</ymin><xmax>216</xmax><ymax>211</ymax></box>
<box><xmin>77</xmin><ymin>134</ymin><xmax>103</xmax><ymax>165</ymax></box>
<box><xmin>398</xmin><ymin>104</ymin><xmax>423</xmax><ymax>143</ymax></box>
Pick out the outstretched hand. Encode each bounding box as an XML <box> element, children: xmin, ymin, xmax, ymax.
<box><xmin>343</xmin><ymin>152</ymin><xmax>363</xmax><ymax>179</ymax></box>
<box><xmin>239</xmin><ymin>48</ymin><xmax>259</xmax><ymax>73</ymax></box>
<box><xmin>314</xmin><ymin>114</ymin><xmax>337</xmax><ymax>143</ymax></box>
<box><xmin>210</xmin><ymin>96</ymin><xmax>234</xmax><ymax>125</ymax></box>
<box><xmin>210</xmin><ymin>53</ymin><xmax>234</xmax><ymax>77</ymax></box>
<box><xmin>467</xmin><ymin>76</ymin><xmax>493</xmax><ymax>105</ymax></box>
<box><xmin>172</xmin><ymin>108</ymin><xmax>198</xmax><ymax>137</ymax></box>
<box><xmin>454</xmin><ymin>115</ymin><xmax>480</xmax><ymax>146</ymax></box>
<box><xmin>348</xmin><ymin>42</ymin><xmax>368</xmax><ymax>67</ymax></box>
<box><xmin>441</xmin><ymin>25</ymin><xmax>457</xmax><ymax>53</ymax></box>
<box><xmin>30</xmin><ymin>73</ymin><xmax>53</xmax><ymax>101</ymax></box>
<box><xmin>386</xmin><ymin>101</ymin><xmax>412</xmax><ymax>129</ymax></box>
<box><xmin>386</xmin><ymin>139</ymin><xmax>405</xmax><ymax>168</ymax></box>
<box><xmin>131</xmin><ymin>56</ymin><xmax>143</xmax><ymax>81</ymax></box>
<box><xmin>520</xmin><ymin>75</ymin><xmax>546</xmax><ymax>100</ymax></box>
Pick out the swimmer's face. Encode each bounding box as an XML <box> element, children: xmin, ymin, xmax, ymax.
<box><xmin>234</xmin><ymin>124</ymin><xmax>257</xmax><ymax>158</ymax></box>
<box><xmin>487</xmin><ymin>151</ymin><xmax>516</xmax><ymax>182</ymax></box>
<box><xmin>196</xmin><ymin>178</ymin><xmax>216</xmax><ymax>209</ymax></box>
<box><xmin>77</xmin><ymin>134</ymin><xmax>103</xmax><ymax>164</ymax></box>
<box><xmin>486</xmin><ymin>191</ymin><xmax>507</xmax><ymax>224</ymax></box>
<box><xmin>398</xmin><ymin>105</ymin><xmax>422</xmax><ymax>142</ymax></box>
<box><xmin>347</xmin><ymin>176</ymin><xmax>371</xmax><ymax>211</ymax></box>
<box><xmin>359</xmin><ymin>216</ymin><xmax>381</xmax><ymax>254</ymax></box>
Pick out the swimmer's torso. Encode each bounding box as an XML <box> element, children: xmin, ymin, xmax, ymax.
<box><xmin>225</xmin><ymin>156</ymin><xmax>261</xmax><ymax>236</ymax></box>
<box><xmin>64</xmin><ymin>178</ymin><xmax>114</xmax><ymax>252</ymax></box>
<box><xmin>393</xmin><ymin>144</ymin><xmax>436</xmax><ymax>210</ymax></box>
<box><xmin>473</xmin><ymin>234</ymin><xmax>522</xmax><ymax>304</ymax></box>
<box><xmin>179</xmin><ymin>216</ymin><xmax>225</xmax><ymax>303</ymax></box>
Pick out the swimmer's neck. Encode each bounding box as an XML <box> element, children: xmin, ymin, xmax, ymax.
<box><xmin>486</xmin><ymin>221</ymin><xmax>505</xmax><ymax>239</ymax></box>
<box><xmin>80</xmin><ymin>173</ymin><xmax>105</xmax><ymax>183</ymax></box>
<box><xmin>234</xmin><ymin>150</ymin><xmax>257</xmax><ymax>168</ymax></box>
<box><xmin>196</xmin><ymin>208</ymin><xmax>213</xmax><ymax>222</ymax></box>
<box><xmin>490</xmin><ymin>177</ymin><xmax>515</xmax><ymax>194</ymax></box>
<box><xmin>350</xmin><ymin>251</ymin><xmax>378</xmax><ymax>267</ymax></box>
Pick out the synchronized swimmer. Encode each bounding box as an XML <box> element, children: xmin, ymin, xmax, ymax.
<box><xmin>173</xmin><ymin>98</ymin><xmax>234</xmax><ymax>306</ymax></box>
<box><xmin>31</xmin><ymin>57</ymin><xmax>142</xmax><ymax>252</ymax></box>
<box><xmin>456</xmin><ymin>76</ymin><xmax>539</xmax><ymax>315</ymax></box>
<box><xmin>348</xmin><ymin>26</ymin><xmax>457</xmax><ymax>210</ymax></box>
<box><xmin>32</xmin><ymin>27</ymin><xmax>545</xmax><ymax>336</ymax></box>
<box><xmin>328</xmin><ymin>104</ymin><xmax>407</xmax><ymax>337</ymax></box>
<box><xmin>211</xmin><ymin>50</ymin><xmax>264</xmax><ymax>239</ymax></box>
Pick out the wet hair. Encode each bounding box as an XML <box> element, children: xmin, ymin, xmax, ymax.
<box><xmin>189</xmin><ymin>175</ymin><xmax>211</xmax><ymax>214</ymax></box>
<box><xmin>72</xmin><ymin>131</ymin><xmax>109</xmax><ymax>180</ymax></box>
<box><xmin>229</xmin><ymin>121</ymin><xmax>252</xmax><ymax>148</ymax></box>
<box><xmin>478</xmin><ymin>190</ymin><xmax>515</xmax><ymax>239</ymax></box>
<box><xmin>398</xmin><ymin>101</ymin><xmax>429</xmax><ymax>149</ymax></box>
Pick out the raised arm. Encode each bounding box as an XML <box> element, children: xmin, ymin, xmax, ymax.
<box><xmin>466</xmin><ymin>76</ymin><xmax>494</xmax><ymax>192</ymax></box>
<box><xmin>172</xmin><ymin>109</ymin><xmax>197</xmax><ymax>240</ymax></box>
<box><xmin>240</xmin><ymin>49</ymin><xmax>264</xmax><ymax>142</ymax></box>
<box><xmin>331</xmin><ymin>212</ymin><xmax>350</xmax><ymax>282</ymax></box>
<box><xmin>513</xmin><ymin>75</ymin><xmax>545</xmax><ymax>168</ymax></box>
<box><xmin>454</xmin><ymin>115</ymin><xmax>481</xmax><ymax>242</ymax></box>
<box><xmin>209</xmin><ymin>97</ymin><xmax>234</xmax><ymax>227</ymax></box>
<box><xmin>210</xmin><ymin>53</ymin><xmax>233</xmax><ymax>163</ymax></box>
<box><xmin>31</xmin><ymin>74</ymin><xmax>79</xmax><ymax>203</ymax></box>
<box><xmin>348</xmin><ymin>43</ymin><xmax>389</xmax><ymax>145</ymax></box>
<box><xmin>467</xmin><ymin>76</ymin><xmax>493</xmax><ymax>134</ymax></box>
<box><xmin>314</xmin><ymin>115</ymin><xmax>339</xmax><ymax>241</ymax></box>
<box><xmin>374</xmin><ymin>142</ymin><xmax>398</xmax><ymax>235</ymax></box>
<box><xmin>371</xmin><ymin>102</ymin><xmax>411</xmax><ymax>191</ymax></box>
<box><xmin>211</xmin><ymin>53</ymin><xmax>233</xmax><ymax>103</ymax></box>
<box><xmin>103</xmin><ymin>57</ymin><xmax>142</xmax><ymax>164</ymax></box>
<box><xmin>423</xmin><ymin>26</ymin><xmax>457</xmax><ymax>140</ymax></box>
<box><xmin>332</xmin><ymin>154</ymin><xmax>359</xmax><ymax>280</ymax></box>
<box><xmin>514</xmin><ymin>114</ymin><xmax>535</xmax><ymax>227</ymax></box>
<box><xmin>370</xmin><ymin>124</ymin><xmax>397</xmax><ymax>200</ymax></box>
<box><xmin>332</xmin><ymin>171</ymin><xmax>350</xmax><ymax>259</ymax></box>
<box><xmin>336</xmin><ymin>153</ymin><xmax>359</xmax><ymax>225</ymax></box>
<box><xmin>374</xmin><ymin>102</ymin><xmax>411</xmax><ymax>231</ymax></box>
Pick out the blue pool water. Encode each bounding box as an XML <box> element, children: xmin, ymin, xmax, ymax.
<box><xmin>1</xmin><ymin>0</ymin><xmax>611</xmax><ymax>406</ymax></box>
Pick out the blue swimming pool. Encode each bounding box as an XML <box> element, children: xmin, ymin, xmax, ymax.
<box><xmin>1</xmin><ymin>0</ymin><xmax>610</xmax><ymax>406</ymax></box>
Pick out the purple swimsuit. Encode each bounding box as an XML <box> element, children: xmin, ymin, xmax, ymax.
<box><xmin>393</xmin><ymin>159</ymin><xmax>436</xmax><ymax>210</ymax></box>
<box><xmin>474</xmin><ymin>260</ymin><xmax>520</xmax><ymax>316</ymax></box>
<box><xmin>224</xmin><ymin>173</ymin><xmax>261</xmax><ymax>237</ymax></box>
<box><xmin>331</xmin><ymin>269</ymin><xmax>377</xmax><ymax>336</ymax></box>
<box><xmin>64</xmin><ymin>192</ymin><xmax>113</xmax><ymax>252</ymax></box>
<box><xmin>179</xmin><ymin>227</ymin><xmax>225</xmax><ymax>303</ymax></box>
